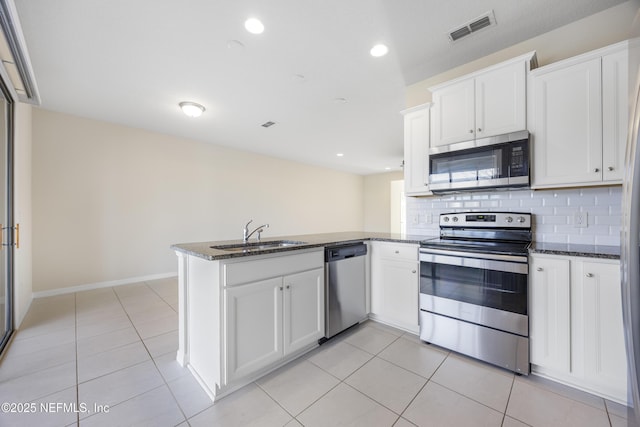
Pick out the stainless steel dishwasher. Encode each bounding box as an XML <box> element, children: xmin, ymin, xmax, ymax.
<box><xmin>324</xmin><ymin>242</ymin><xmax>367</xmax><ymax>339</ymax></box>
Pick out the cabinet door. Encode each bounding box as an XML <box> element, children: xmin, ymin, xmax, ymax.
<box><xmin>531</xmin><ymin>58</ymin><xmax>603</xmax><ymax>186</ymax></box>
<box><xmin>371</xmin><ymin>246</ymin><xmax>419</xmax><ymax>332</ymax></box>
<box><xmin>431</xmin><ymin>79</ymin><xmax>475</xmax><ymax>147</ymax></box>
<box><xmin>403</xmin><ymin>106</ymin><xmax>431</xmax><ymax>195</ymax></box>
<box><xmin>224</xmin><ymin>278</ymin><xmax>283</xmax><ymax>383</ymax></box>
<box><xmin>572</xmin><ymin>260</ymin><xmax>627</xmax><ymax>400</ymax></box>
<box><xmin>529</xmin><ymin>256</ymin><xmax>571</xmax><ymax>372</ymax></box>
<box><xmin>602</xmin><ymin>49</ymin><xmax>628</xmax><ymax>183</ymax></box>
<box><xmin>283</xmin><ymin>268</ymin><xmax>324</xmax><ymax>355</ymax></box>
<box><xmin>475</xmin><ymin>61</ymin><xmax>526</xmax><ymax>139</ymax></box>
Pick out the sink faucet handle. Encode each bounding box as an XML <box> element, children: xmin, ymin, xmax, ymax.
<box><xmin>243</xmin><ymin>219</ymin><xmax>253</xmax><ymax>242</ymax></box>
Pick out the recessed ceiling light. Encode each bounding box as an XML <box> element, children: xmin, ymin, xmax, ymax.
<box><xmin>370</xmin><ymin>44</ymin><xmax>389</xmax><ymax>57</ymax></box>
<box><xmin>336</xmin><ymin>153</ymin><xmax>344</xmax><ymax>157</ymax></box>
<box><xmin>245</xmin><ymin>18</ymin><xmax>265</xmax><ymax>34</ymax></box>
<box><xmin>179</xmin><ymin>102</ymin><xmax>205</xmax><ymax>118</ymax></box>
<box><xmin>384</xmin><ymin>167</ymin><xmax>391</xmax><ymax>170</ymax></box>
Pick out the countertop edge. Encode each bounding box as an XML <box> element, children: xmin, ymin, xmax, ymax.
<box><xmin>528</xmin><ymin>244</ymin><xmax>620</xmax><ymax>260</ymax></box>
<box><xmin>171</xmin><ymin>232</ymin><xmax>431</xmax><ymax>261</ymax></box>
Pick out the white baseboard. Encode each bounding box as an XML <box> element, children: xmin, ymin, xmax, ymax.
<box><xmin>33</xmin><ymin>272</ymin><xmax>178</xmax><ymax>298</ymax></box>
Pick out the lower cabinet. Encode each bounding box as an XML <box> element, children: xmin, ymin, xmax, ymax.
<box><xmin>529</xmin><ymin>254</ymin><xmax>627</xmax><ymax>403</ymax></box>
<box><xmin>224</xmin><ymin>267</ymin><xmax>324</xmax><ymax>385</ymax></box>
<box><xmin>370</xmin><ymin>241</ymin><xmax>419</xmax><ymax>333</ymax></box>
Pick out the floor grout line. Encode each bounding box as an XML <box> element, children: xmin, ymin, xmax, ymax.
<box><xmin>5</xmin><ymin>282</ymin><xmax>628</xmax><ymax>427</ymax></box>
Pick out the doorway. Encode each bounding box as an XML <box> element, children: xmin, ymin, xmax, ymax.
<box><xmin>390</xmin><ymin>180</ymin><xmax>406</xmax><ymax>234</ymax></box>
<box><xmin>0</xmin><ymin>71</ymin><xmax>15</xmax><ymax>356</ymax></box>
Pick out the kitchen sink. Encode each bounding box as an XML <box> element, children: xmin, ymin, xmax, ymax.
<box><xmin>210</xmin><ymin>240</ymin><xmax>308</xmax><ymax>253</ymax></box>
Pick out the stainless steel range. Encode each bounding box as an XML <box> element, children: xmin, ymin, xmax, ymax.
<box><xmin>419</xmin><ymin>212</ymin><xmax>532</xmax><ymax>374</ymax></box>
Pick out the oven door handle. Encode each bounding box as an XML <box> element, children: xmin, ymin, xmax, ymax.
<box><xmin>420</xmin><ymin>248</ymin><xmax>527</xmax><ymax>263</ymax></box>
<box><xmin>419</xmin><ymin>252</ymin><xmax>528</xmax><ymax>274</ymax></box>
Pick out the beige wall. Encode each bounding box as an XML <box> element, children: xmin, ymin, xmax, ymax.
<box><xmin>406</xmin><ymin>0</ymin><xmax>640</xmax><ymax>107</ymax></box>
<box><xmin>14</xmin><ymin>102</ymin><xmax>32</xmax><ymax>325</ymax></box>
<box><xmin>32</xmin><ymin>109</ymin><xmax>365</xmax><ymax>292</ymax></box>
<box><xmin>363</xmin><ymin>171</ymin><xmax>403</xmax><ymax>232</ymax></box>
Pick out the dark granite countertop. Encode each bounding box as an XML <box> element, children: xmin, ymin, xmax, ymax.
<box><xmin>529</xmin><ymin>242</ymin><xmax>620</xmax><ymax>260</ymax></box>
<box><xmin>171</xmin><ymin>231</ymin><xmax>436</xmax><ymax>261</ymax></box>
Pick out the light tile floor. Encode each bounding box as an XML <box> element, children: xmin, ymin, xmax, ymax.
<box><xmin>0</xmin><ymin>278</ymin><xmax>631</xmax><ymax>426</ymax></box>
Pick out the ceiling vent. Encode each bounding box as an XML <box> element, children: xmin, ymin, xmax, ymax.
<box><xmin>448</xmin><ymin>11</ymin><xmax>496</xmax><ymax>43</ymax></box>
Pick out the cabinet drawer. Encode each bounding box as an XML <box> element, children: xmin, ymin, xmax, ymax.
<box><xmin>224</xmin><ymin>250</ymin><xmax>323</xmax><ymax>286</ymax></box>
<box><xmin>372</xmin><ymin>242</ymin><xmax>418</xmax><ymax>261</ymax></box>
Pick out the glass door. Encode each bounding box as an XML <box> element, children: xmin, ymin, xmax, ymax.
<box><xmin>0</xmin><ymin>74</ymin><xmax>14</xmax><ymax>356</ymax></box>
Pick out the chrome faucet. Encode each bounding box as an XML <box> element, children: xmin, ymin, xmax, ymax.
<box><xmin>242</xmin><ymin>220</ymin><xmax>269</xmax><ymax>243</ymax></box>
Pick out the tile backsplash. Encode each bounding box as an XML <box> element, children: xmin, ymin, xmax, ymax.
<box><xmin>406</xmin><ymin>186</ymin><xmax>622</xmax><ymax>246</ymax></box>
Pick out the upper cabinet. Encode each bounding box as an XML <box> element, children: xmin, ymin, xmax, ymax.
<box><xmin>401</xmin><ymin>103</ymin><xmax>431</xmax><ymax>196</ymax></box>
<box><xmin>430</xmin><ymin>52</ymin><xmax>536</xmax><ymax>148</ymax></box>
<box><xmin>530</xmin><ymin>41</ymin><xmax>628</xmax><ymax>188</ymax></box>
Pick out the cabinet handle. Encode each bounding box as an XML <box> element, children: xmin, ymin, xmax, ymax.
<box><xmin>536</xmin><ymin>267</ymin><xmax>543</xmax><ymax>272</ymax></box>
<box><xmin>15</xmin><ymin>224</ymin><xmax>19</xmax><ymax>249</ymax></box>
<box><xmin>586</xmin><ymin>273</ymin><xmax>594</xmax><ymax>278</ymax></box>
<box><xmin>477</xmin><ymin>128</ymin><xmax>482</xmax><ymax>132</ymax></box>
<box><xmin>469</xmin><ymin>129</ymin><xmax>474</xmax><ymax>133</ymax></box>
<box><xmin>286</xmin><ymin>285</ymin><xmax>290</xmax><ymax>289</ymax></box>
<box><xmin>412</xmin><ymin>270</ymin><xmax>416</xmax><ymax>274</ymax></box>
<box><xmin>594</xmin><ymin>168</ymin><xmax>600</xmax><ymax>173</ymax></box>
<box><xmin>395</xmin><ymin>250</ymin><xmax>399</xmax><ymax>254</ymax></box>
<box><xmin>279</xmin><ymin>286</ymin><xmax>283</xmax><ymax>291</ymax></box>
<box><xmin>608</xmin><ymin>166</ymin><xmax>614</xmax><ymax>171</ymax></box>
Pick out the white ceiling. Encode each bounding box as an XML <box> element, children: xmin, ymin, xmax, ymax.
<box><xmin>13</xmin><ymin>0</ymin><xmax>628</xmax><ymax>174</ymax></box>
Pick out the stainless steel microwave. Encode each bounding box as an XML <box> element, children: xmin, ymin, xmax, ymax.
<box><xmin>428</xmin><ymin>130</ymin><xmax>530</xmax><ymax>193</ymax></box>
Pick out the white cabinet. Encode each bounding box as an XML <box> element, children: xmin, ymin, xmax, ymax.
<box><xmin>224</xmin><ymin>265</ymin><xmax>324</xmax><ymax>384</ymax></box>
<box><xmin>529</xmin><ymin>254</ymin><xmax>626</xmax><ymax>403</ymax></box>
<box><xmin>430</xmin><ymin>53</ymin><xmax>534</xmax><ymax>147</ymax></box>
<box><xmin>572</xmin><ymin>260</ymin><xmax>627</xmax><ymax>401</ymax></box>
<box><xmin>530</xmin><ymin>41</ymin><xmax>628</xmax><ymax>188</ymax></box>
<box><xmin>602</xmin><ymin>48</ymin><xmax>628</xmax><ymax>182</ymax></box>
<box><xmin>402</xmin><ymin>103</ymin><xmax>432</xmax><ymax>196</ymax></box>
<box><xmin>370</xmin><ymin>241</ymin><xmax>419</xmax><ymax>333</ymax></box>
<box><xmin>283</xmin><ymin>268</ymin><xmax>325</xmax><ymax>355</ymax></box>
<box><xmin>530</xmin><ymin>256</ymin><xmax>571</xmax><ymax>372</ymax></box>
<box><xmin>225</xmin><ymin>277</ymin><xmax>283</xmax><ymax>383</ymax></box>
<box><xmin>181</xmin><ymin>249</ymin><xmax>324</xmax><ymax>401</ymax></box>
<box><xmin>431</xmin><ymin>79</ymin><xmax>475</xmax><ymax>147</ymax></box>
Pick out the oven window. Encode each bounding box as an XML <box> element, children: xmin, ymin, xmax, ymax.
<box><xmin>420</xmin><ymin>261</ymin><xmax>527</xmax><ymax>315</ymax></box>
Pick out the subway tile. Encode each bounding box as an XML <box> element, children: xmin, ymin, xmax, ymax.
<box><xmin>595</xmin><ymin>235</ymin><xmax>620</xmax><ymax>246</ymax></box>
<box><xmin>498</xmin><ymin>199</ymin><xmax>522</xmax><ymax>208</ymax></box>
<box><xmin>567</xmin><ymin>234</ymin><xmax>596</xmax><ymax>245</ymax></box>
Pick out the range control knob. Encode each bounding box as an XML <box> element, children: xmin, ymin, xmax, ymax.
<box><xmin>443</xmin><ymin>216</ymin><xmax>450</xmax><ymax>222</ymax></box>
<box><xmin>517</xmin><ymin>216</ymin><xmax>526</xmax><ymax>223</ymax></box>
<box><xmin>452</xmin><ymin>216</ymin><xmax>459</xmax><ymax>222</ymax></box>
<box><xmin>505</xmin><ymin>216</ymin><xmax>513</xmax><ymax>223</ymax></box>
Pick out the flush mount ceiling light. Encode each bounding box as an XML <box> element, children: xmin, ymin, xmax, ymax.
<box><xmin>370</xmin><ymin>44</ymin><xmax>389</xmax><ymax>57</ymax></box>
<box><xmin>179</xmin><ymin>102</ymin><xmax>205</xmax><ymax>118</ymax></box>
<box><xmin>336</xmin><ymin>153</ymin><xmax>344</xmax><ymax>157</ymax></box>
<box><xmin>245</xmin><ymin>18</ymin><xmax>265</xmax><ymax>34</ymax></box>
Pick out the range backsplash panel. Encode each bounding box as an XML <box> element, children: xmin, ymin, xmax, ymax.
<box><xmin>406</xmin><ymin>186</ymin><xmax>621</xmax><ymax>246</ymax></box>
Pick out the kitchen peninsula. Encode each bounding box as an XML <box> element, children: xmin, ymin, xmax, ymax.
<box><xmin>171</xmin><ymin>231</ymin><xmax>426</xmax><ymax>402</ymax></box>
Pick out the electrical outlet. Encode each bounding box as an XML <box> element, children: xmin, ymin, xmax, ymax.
<box><xmin>412</xmin><ymin>214</ymin><xmax>420</xmax><ymax>225</ymax></box>
<box><xmin>574</xmin><ymin>211</ymin><xmax>588</xmax><ymax>228</ymax></box>
<box><xmin>424</xmin><ymin>212</ymin><xmax>433</xmax><ymax>224</ymax></box>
